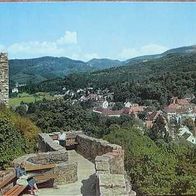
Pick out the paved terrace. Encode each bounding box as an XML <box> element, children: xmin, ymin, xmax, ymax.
<box><xmin>0</xmin><ymin>133</ymin><xmax>135</xmax><ymax>196</ymax></box>
<box><xmin>36</xmin><ymin>132</ymin><xmax>135</xmax><ymax>196</ymax></box>
<box><xmin>38</xmin><ymin>150</ymin><xmax>96</xmax><ymax>196</ymax></box>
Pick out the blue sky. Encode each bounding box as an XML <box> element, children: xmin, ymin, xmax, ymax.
<box><xmin>0</xmin><ymin>2</ymin><xmax>196</xmax><ymax>60</ymax></box>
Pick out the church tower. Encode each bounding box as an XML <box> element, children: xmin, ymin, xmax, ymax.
<box><xmin>0</xmin><ymin>53</ymin><xmax>9</xmax><ymax>106</ymax></box>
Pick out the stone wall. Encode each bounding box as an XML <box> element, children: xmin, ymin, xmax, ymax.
<box><xmin>27</xmin><ymin>151</ymin><xmax>68</xmax><ymax>165</ymax></box>
<box><xmin>76</xmin><ymin>134</ymin><xmax>124</xmax><ymax>174</ymax></box>
<box><xmin>38</xmin><ymin>132</ymin><xmax>136</xmax><ymax>195</ymax></box>
<box><xmin>12</xmin><ymin>152</ymin><xmax>77</xmax><ymax>186</ymax></box>
<box><xmin>32</xmin><ymin>133</ymin><xmax>78</xmax><ymax>185</ymax></box>
<box><xmin>0</xmin><ymin>53</ymin><xmax>9</xmax><ymax>106</ymax></box>
<box><xmin>74</xmin><ymin>133</ymin><xmax>135</xmax><ymax>195</ymax></box>
<box><xmin>38</xmin><ymin>133</ymin><xmax>65</xmax><ymax>152</ymax></box>
<box><xmin>53</xmin><ymin>162</ymin><xmax>77</xmax><ymax>185</ymax></box>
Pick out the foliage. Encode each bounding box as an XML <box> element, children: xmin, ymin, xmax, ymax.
<box><xmin>24</xmin><ymin>98</ymin><xmax>196</xmax><ymax>194</ymax></box>
<box><xmin>9</xmin><ymin>56</ymin><xmax>123</xmax><ymax>85</ymax></box>
<box><xmin>0</xmin><ymin>105</ymin><xmax>40</xmax><ymax>168</ymax></box>
<box><xmin>148</xmin><ymin>115</ymin><xmax>171</xmax><ymax>142</ymax></box>
<box><xmin>22</xmin><ymin>52</ymin><xmax>196</xmax><ymax>110</ymax></box>
<box><xmin>104</xmin><ymin>126</ymin><xmax>196</xmax><ymax>195</ymax></box>
<box><xmin>0</xmin><ymin>117</ymin><xmax>25</xmax><ymax>168</ymax></box>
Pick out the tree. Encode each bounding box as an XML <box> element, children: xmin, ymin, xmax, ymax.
<box><xmin>0</xmin><ymin>118</ymin><xmax>25</xmax><ymax>168</ymax></box>
<box><xmin>148</xmin><ymin>115</ymin><xmax>168</xmax><ymax>141</ymax></box>
<box><xmin>183</xmin><ymin>118</ymin><xmax>195</xmax><ymax>131</ymax></box>
<box><xmin>171</xmin><ymin>179</ymin><xmax>191</xmax><ymax>195</ymax></box>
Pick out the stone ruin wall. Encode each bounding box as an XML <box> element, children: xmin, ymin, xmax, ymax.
<box><xmin>0</xmin><ymin>53</ymin><xmax>9</xmax><ymax>106</ymax></box>
<box><xmin>0</xmin><ymin>133</ymin><xmax>78</xmax><ymax>194</ymax></box>
<box><xmin>38</xmin><ymin>133</ymin><xmax>66</xmax><ymax>152</ymax></box>
<box><xmin>1</xmin><ymin>132</ymin><xmax>135</xmax><ymax>195</ymax></box>
<box><xmin>39</xmin><ymin>132</ymin><xmax>135</xmax><ymax>195</ymax></box>
<box><xmin>75</xmin><ymin>133</ymin><xmax>135</xmax><ymax>196</ymax></box>
<box><xmin>33</xmin><ymin>133</ymin><xmax>78</xmax><ymax>185</ymax></box>
<box><xmin>76</xmin><ymin>134</ymin><xmax>125</xmax><ymax>175</ymax></box>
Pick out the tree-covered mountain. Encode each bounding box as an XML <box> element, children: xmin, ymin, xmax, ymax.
<box><xmin>21</xmin><ymin>45</ymin><xmax>196</xmax><ymax>108</ymax></box>
<box><xmin>9</xmin><ymin>56</ymin><xmax>124</xmax><ymax>85</ymax></box>
<box><xmin>9</xmin><ymin>56</ymin><xmax>92</xmax><ymax>85</ymax></box>
<box><xmin>87</xmin><ymin>58</ymin><xmax>122</xmax><ymax>69</ymax></box>
<box><xmin>163</xmin><ymin>45</ymin><xmax>196</xmax><ymax>55</ymax></box>
<box><xmin>62</xmin><ymin>50</ymin><xmax>196</xmax><ymax>90</ymax></box>
<box><xmin>9</xmin><ymin>45</ymin><xmax>196</xmax><ymax>86</ymax></box>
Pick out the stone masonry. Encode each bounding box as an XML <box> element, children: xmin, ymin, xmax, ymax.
<box><xmin>50</xmin><ymin>131</ymin><xmax>136</xmax><ymax>195</ymax></box>
<box><xmin>75</xmin><ymin>133</ymin><xmax>136</xmax><ymax>195</ymax></box>
<box><xmin>0</xmin><ymin>53</ymin><xmax>9</xmax><ymax>106</ymax></box>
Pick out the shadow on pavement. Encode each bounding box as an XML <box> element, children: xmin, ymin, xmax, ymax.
<box><xmin>81</xmin><ymin>173</ymin><xmax>97</xmax><ymax>196</ymax></box>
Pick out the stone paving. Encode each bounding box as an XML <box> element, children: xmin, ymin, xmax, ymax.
<box><xmin>37</xmin><ymin>150</ymin><xmax>96</xmax><ymax>196</ymax></box>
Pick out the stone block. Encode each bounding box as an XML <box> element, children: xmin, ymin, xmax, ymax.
<box><xmin>27</xmin><ymin>151</ymin><xmax>68</xmax><ymax>164</ymax></box>
<box><xmin>98</xmin><ymin>174</ymin><xmax>128</xmax><ymax>196</ymax></box>
<box><xmin>98</xmin><ymin>174</ymin><xmax>126</xmax><ymax>188</ymax></box>
<box><xmin>95</xmin><ymin>156</ymin><xmax>110</xmax><ymax>173</ymax></box>
<box><xmin>54</xmin><ymin>162</ymin><xmax>78</xmax><ymax>185</ymax></box>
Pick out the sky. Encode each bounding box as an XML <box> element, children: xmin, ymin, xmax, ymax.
<box><xmin>0</xmin><ymin>2</ymin><xmax>196</xmax><ymax>61</ymax></box>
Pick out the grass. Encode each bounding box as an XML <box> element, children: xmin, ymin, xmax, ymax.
<box><xmin>9</xmin><ymin>92</ymin><xmax>54</xmax><ymax>107</ymax></box>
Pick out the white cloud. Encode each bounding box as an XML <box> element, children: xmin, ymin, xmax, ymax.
<box><xmin>83</xmin><ymin>52</ymin><xmax>99</xmax><ymax>60</ymax></box>
<box><xmin>119</xmin><ymin>48</ymin><xmax>138</xmax><ymax>60</ymax></box>
<box><xmin>119</xmin><ymin>44</ymin><xmax>168</xmax><ymax>60</ymax></box>
<box><xmin>69</xmin><ymin>52</ymin><xmax>99</xmax><ymax>61</ymax></box>
<box><xmin>8</xmin><ymin>41</ymin><xmax>65</xmax><ymax>58</ymax></box>
<box><xmin>0</xmin><ymin>31</ymin><xmax>85</xmax><ymax>58</ymax></box>
<box><xmin>0</xmin><ymin>31</ymin><xmax>95</xmax><ymax>60</ymax></box>
<box><xmin>0</xmin><ymin>31</ymin><xmax>100</xmax><ymax>61</ymax></box>
<box><xmin>56</xmin><ymin>31</ymin><xmax>77</xmax><ymax>45</ymax></box>
<box><xmin>141</xmin><ymin>44</ymin><xmax>168</xmax><ymax>54</ymax></box>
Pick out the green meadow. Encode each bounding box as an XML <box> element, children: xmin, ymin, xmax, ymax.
<box><xmin>9</xmin><ymin>92</ymin><xmax>54</xmax><ymax>107</ymax></box>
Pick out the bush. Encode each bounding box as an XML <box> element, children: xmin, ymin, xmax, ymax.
<box><xmin>0</xmin><ymin>105</ymin><xmax>40</xmax><ymax>168</ymax></box>
<box><xmin>0</xmin><ymin>118</ymin><xmax>25</xmax><ymax>168</ymax></box>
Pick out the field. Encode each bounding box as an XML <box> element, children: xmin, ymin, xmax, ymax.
<box><xmin>9</xmin><ymin>92</ymin><xmax>54</xmax><ymax>107</ymax></box>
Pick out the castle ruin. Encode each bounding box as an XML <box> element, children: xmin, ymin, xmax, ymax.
<box><xmin>0</xmin><ymin>53</ymin><xmax>9</xmax><ymax>106</ymax></box>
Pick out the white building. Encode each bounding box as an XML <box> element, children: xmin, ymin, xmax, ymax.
<box><xmin>12</xmin><ymin>87</ymin><xmax>19</xmax><ymax>93</ymax></box>
<box><xmin>102</xmin><ymin>100</ymin><xmax>109</xmax><ymax>109</ymax></box>
<box><xmin>124</xmin><ymin>101</ymin><xmax>132</xmax><ymax>108</ymax></box>
<box><xmin>178</xmin><ymin>126</ymin><xmax>196</xmax><ymax>145</ymax></box>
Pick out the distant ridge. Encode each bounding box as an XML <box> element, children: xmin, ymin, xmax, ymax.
<box><xmin>9</xmin><ymin>44</ymin><xmax>196</xmax><ymax>86</ymax></box>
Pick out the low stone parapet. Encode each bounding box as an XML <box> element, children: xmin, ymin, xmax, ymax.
<box><xmin>98</xmin><ymin>174</ymin><xmax>128</xmax><ymax>195</ymax></box>
<box><xmin>38</xmin><ymin>133</ymin><xmax>65</xmax><ymax>152</ymax></box>
<box><xmin>11</xmin><ymin>133</ymin><xmax>78</xmax><ymax>186</ymax></box>
<box><xmin>76</xmin><ymin>134</ymin><xmax>122</xmax><ymax>161</ymax></box>
<box><xmin>39</xmin><ymin>131</ymin><xmax>136</xmax><ymax>195</ymax></box>
<box><xmin>12</xmin><ymin>152</ymin><xmax>77</xmax><ymax>185</ymax></box>
<box><xmin>28</xmin><ymin>151</ymin><xmax>68</xmax><ymax>164</ymax></box>
<box><xmin>54</xmin><ymin>161</ymin><xmax>77</xmax><ymax>185</ymax></box>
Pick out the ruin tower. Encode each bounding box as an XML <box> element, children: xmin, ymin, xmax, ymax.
<box><xmin>0</xmin><ymin>53</ymin><xmax>9</xmax><ymax>106</ymax></box>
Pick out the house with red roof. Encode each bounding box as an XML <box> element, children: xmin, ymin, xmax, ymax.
<box><xmin>93</xmin><ymin>102</ymin><xmax>145</xmax><ymax>118</ymax></box>
<box><xmin>164</xmin><ymin>97</ymin><xmax>196</xmax><ymax>124</ymax></box>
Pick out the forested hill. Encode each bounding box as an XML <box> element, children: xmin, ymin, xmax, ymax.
<box><xmin>63</xmin><ymin>45</ymin><xmax>196</xmax><ymax>88</ymax></box>
<box><xmin>22</xmin><ymin>49</ymin><xmax>196</xmax><ymax>109</ymax></box>
<box><xmin>9</xmin><ymin>45</ymin><xmax>196</xmax><ymax>86</ymax></box>
<box><xmin>64</xmin><ymin>51</ymin><xmax>196</xmax><ymax>88</ymax></box>
<box><xmin>17</xmin><ymin>45</ymin><xmax>196</xmax><ymax>107</ymax></box>
<box><xmin>9</xmin><ymin>56</ymin><xmax>91</xmax><ymax>85</ymax></box>
<box><xmin>87</xmin><ymin>58</ymin><xmax>122</xmax><ymax>69</ymax></box>
<box><xmin>9</xmin><ymin>56</ymin><xmax>124</xmax><ymax>85</ymax></box>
